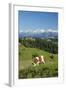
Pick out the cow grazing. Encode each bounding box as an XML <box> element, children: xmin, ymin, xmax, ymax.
<box><xmin>33</xmin><ymin>57</ymin><xmax>39</xmax><ymax>64</ymax></box>
<box><xmin>40</xmin><ymin>55</ymin><xmax>45</xmax><ymax>64</ymax></box>
<box><xmin>33</xmin><ymin>55</ymin><xmax>45</xmax><ymax>66</ymax></box>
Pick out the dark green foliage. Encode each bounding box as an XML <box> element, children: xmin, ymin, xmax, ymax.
<box><xmin>50</xmin><ymin>54</ymin><xmax>54</xmax><ymax>59</ymax></box>
<box><xmin>19</xmin><ymin>63</ymin><xmax>58</xmax><ymax>79</ymax></box>
<box><xmin>19</xmin><ymin>38</ymin><xmax>58</xmax><ymax>54</ymax></box>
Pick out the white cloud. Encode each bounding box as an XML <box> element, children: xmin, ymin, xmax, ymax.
<box><xmin>19</xmin><ymin>29</ymin><xmax>58</xmax><ymax>34</ymax></box>
<box><xmin>47</xmin><ymin>29</ymin><xmax>58</xmax><ymax>33</ymax></box>
<box><xmin>39</xmin><ymin>29</ymin><xmax>45</xmax><ymax>33</ymax></box>
<box><xmin>32</xmin><ymin>29</ymin><xmax>45</xmax><ymax>34</ymax></box>
<box><xmin>19</xmin><ymin>30</ymin><xmax>23</xmax><ymax>33</ymax></box>
<box><xmin>19</xmin><ymin>29</ymin><xmax>31</xmax><ymax>33</ymax></box>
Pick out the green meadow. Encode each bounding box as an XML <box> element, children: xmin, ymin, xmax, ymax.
<box><xmin>19</xmin><ymin>44</ymin><xmax>58</xmax><ymax>79</ymax></box>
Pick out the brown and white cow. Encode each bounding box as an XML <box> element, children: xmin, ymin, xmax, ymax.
<box><xmin>33</xmin><ymin>55</ymin><xmax>45</xmax><ymax>66</ymax></box>
<box><xmin>39</xmin><ymin>55</ymin><xmax>45</xmax><ymax>64</ymax></box>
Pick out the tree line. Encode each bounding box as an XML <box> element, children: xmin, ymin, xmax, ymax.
<box><xmin>19</xmin><ymin>38</ymin><xmax>58</xmax><ymax>54</ymax></box>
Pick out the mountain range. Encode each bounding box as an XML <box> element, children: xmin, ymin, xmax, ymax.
<box><xmin>19</xmin><ymin>30</ymin><xmax>58</xmax><ymax>39</ymax></box>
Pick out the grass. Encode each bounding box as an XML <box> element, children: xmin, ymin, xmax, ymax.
<box><xmin>19</xmin><ymin>44</ymin><xmax>58</xmax><ymax>78</ymax></box>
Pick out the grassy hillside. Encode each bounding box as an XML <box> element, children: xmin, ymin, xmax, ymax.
<box><xmin>19</xmin><ymin>44</ymin><xmax>58</xmax><ymax>78</ymax></box>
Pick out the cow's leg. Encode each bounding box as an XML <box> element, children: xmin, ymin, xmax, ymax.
<box><xmin>42</xmin><ymin>60</ymin><xmax>45</xmax><ymax>64</ymax></box>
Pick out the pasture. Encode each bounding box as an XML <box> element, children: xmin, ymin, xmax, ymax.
<box><xmin>19</xmin><ymin>44</ymin><xmax>58</xmax><ymax>79</ymax></box>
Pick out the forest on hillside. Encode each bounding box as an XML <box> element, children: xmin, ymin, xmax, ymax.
<box><xmin>19</xmin><ymin>37</ymin><xmax>58</xmax><ymax>54</ymax></box>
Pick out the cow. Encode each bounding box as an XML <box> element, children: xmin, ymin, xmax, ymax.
<box><xmin>33</xmin><ymin>57</ymin><xmax>39</xmax><ymax>64</ymax></box>
<box><xmin>32</xmin><ymin>55</ymin><xmax>45</xmax><ymax>66</ymax></box>
<box><xmin>39</xmin><ymin>55</ymin><xmax>45</xmax><ymax>64</ymax></box>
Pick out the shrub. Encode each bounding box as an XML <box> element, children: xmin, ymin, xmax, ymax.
<box><xmin>19</xmin><ymin>63</ymin><xmax>58</xmax><ymax>79</ymax></box>
<box><xmin>50</xmin><ymin>54</ymin><xmax>54</xmax><ymax>59</ymax></box>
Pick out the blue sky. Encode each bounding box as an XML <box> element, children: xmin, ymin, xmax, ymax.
<box><xmin>18</xmin><ymin>11</ymin><xmax>58</xmax><ymax>34</ymax></box>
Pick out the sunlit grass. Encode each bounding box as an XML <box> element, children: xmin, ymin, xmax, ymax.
<box><xmin>19</xmin><ymin>44</ymin><xmax>58</xmax><ymax>78</ymax></box>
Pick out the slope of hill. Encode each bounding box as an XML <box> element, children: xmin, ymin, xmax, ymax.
<box><xmin>19</xmin><ymin>45</ymin><xmax>58</xmax><ymax>78</ymax></box>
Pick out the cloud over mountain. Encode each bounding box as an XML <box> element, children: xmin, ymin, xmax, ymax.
<box><xmin>19</xmin><ymin>29</ymin><xmax>58</xmax><ymax>34</ymax></box>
